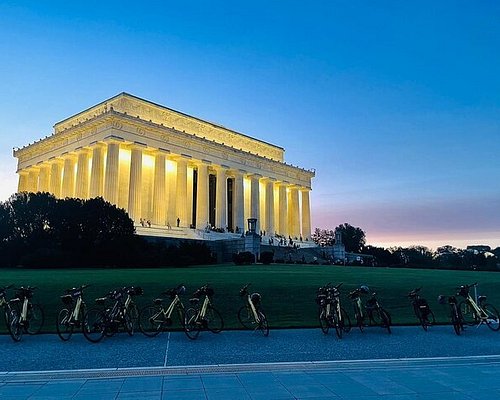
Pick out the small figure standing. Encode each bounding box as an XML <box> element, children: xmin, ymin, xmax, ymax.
<box><xmin>176</xmin><ymin>217</ymin><xmax>180</xmax><ymax>227</ymax></box>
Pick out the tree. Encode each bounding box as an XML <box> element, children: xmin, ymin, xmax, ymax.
<box><xmin>335</xmin><ymin>223</ymin><xmax>366</xmax><ymax>253</ymax></box>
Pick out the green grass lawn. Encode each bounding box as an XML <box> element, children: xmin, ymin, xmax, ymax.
<box><xmin>2</xmin><ymin>264</ymin><xmax>500</xmax><ymax>333</ymax></box>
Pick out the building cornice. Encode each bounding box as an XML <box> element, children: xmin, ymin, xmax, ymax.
<box><xmin>14</xmin><ymin>110</ymin><xmax>315</xmax><ymax>188</ymax></box>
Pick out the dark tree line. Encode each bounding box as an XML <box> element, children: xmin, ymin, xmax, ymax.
<box><xmin>0</xmin><ymin>192</ymin><xmax>214</xmax><ymax>268</ymax></box>
<box><xmin>312</xmin><ymin>223</ymin><xmax>499</xmax><ymax>271</ymax></box>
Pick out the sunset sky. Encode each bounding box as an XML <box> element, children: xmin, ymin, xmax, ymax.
<box><xmin>1</xmin><ymin>1</ymin><xmax>499</xmax><ymax>250</ymax></box>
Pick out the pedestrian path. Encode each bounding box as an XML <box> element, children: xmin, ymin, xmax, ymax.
<box><xmin>1</xmin><ymin>355</ymin><xmax>500</xmax><ymax>399</ymax></box>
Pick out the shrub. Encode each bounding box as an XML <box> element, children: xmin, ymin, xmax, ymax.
<box><xmin>233</xmin><ymin>251</ymin><xmax>255</xmax><ymax>265</ymax></box>
<box><xmin>260</xmin><ymin>251</ymin><xmax>274</xmax><ymax>265</ymax></box>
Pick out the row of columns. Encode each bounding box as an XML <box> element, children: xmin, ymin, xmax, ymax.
<box><xmin>17</xmin><ymin>142</ymin><xmax>312</xmax><ymax>238</ymax></box>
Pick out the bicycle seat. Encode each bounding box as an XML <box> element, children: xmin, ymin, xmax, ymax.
<box><xmin>189</xmin><ymin>298</ymin><xmax>200</xmax><ymax>305</ymax></box>
<box><xmin>9</xmin><ymin>298</ymin><xmax>21</xmax><ymax>304</ymax></box>
<box><xmin>478</xmin><ymin>295</ymin><xmax>487</xmax><ymax>303</ymax></box>
<box><xmin>153</xmin><ymin>298</ymin><xmax>163</xmax><ymax>305</ymax></box>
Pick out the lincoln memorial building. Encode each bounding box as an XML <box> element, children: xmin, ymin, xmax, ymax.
<box><xmin>13</xmin><ymin>93</ymin><xmax>315</xmax><ymax>239</ymax></box>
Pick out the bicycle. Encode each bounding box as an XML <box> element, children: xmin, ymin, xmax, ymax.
<box><xmin>237</xmin><ymin>283</ymin><xmax>269</xmax><ymax>336</ymax></box>
<box><xmin>349</xmin><ymin>285</ymin><xmax>391</xmax><ymax>334</ymax></box>
<box><xmin>184</xmin><ymin>284</ymin><xmax>224</xmax><ymax>340</ymax></box>
<box><xmin>1</xmin><ymin>285</ymin><xmax>15</xmax><ymax>327</ymax></box>
<box><xmin>83</xmin><ymin>286</ymin><xmax>142</xmax><ymax>343</ymax></box>
<box><xmin>316</xmin><ymin>282</ymin><xmax>351</xmax><ymax>339</ymax></box>
<box><xmin>7</xmin><ymin>286</ymin><xmax>45</xmax><ymax>342</ymax></box>
<box><xmin>457</xmin><ymin>282</ymin><xmax>499</xmax><ymax>331</ymax></box>
<box><xmin>438</xmin><ymin>294</ymin><xmax>463</xmax><ymax>335</ymax></box>
<box><xmin>138</xmin><ymin>284</ymin><xmax>186</xmax><ymax>337</ymax></box>
<box><xmin>56</xmin><ymin>284</ymin><xmax>89</xmax><ymax>341</ymax></box>
<box><xmin>408</xmin><ymin>287</ymin><xmax>434</xmax><ymax>331</ymax></box>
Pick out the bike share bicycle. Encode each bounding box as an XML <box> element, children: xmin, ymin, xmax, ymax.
<box><xmin>408</xmin><ymin>287</ymin><xmax>434</xmax><ymax>331</ymax></box>
<box><xmin>0</xmin><ymin>285</ymin><xmax>15</xmax><ymax>327</ymax></box>
<box><xmin>237</xmin><ymin>283</ymin><xmax>269</xmax><ymax>336</ymax></box>
<box><xmin>56</xmin><ymin>284</ymin><xmax>89</xmax><ymax>341</ymax></box>
<box><xmin>83</xmin><ymin>286</ymin><xmax>142</xmax><ymax>343</ymax></box>
<box><xmin>184</xmin><ymin>284</ymin><xmax>224</xmax><ymax>340</ymax></box>
<box><xmin>7</xmin><ymin>286</ymin><xmax>44</xmax><ymax>342</ymax></box>
<box><xmin>438</xmin><ymin>294</ymin><xmax>463</xmax><ymax>335</ymax></box>
<box><xmin>138</xmin><ymin>284</ymin><xmax>187</xmax><ymax>337</ymax></box>
<box><xmin>457</xmin><ymin>282</ymin><xmax>499</xmax><ymax>331</ymax></box>
<box><xmin>349</xmin><ymin>285</ymin><xmax>391</xmax><ymax>333</ymax></box>
<box><xmin>316</xmin><ymin>282</ymin><xmax>351</xmax><ymax>338</ymax></box>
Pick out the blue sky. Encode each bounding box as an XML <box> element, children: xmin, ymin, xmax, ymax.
<box><xmin>1</xmin><ymin>1</ymin><xmax>499</xmax><ymax>249</ymax></box>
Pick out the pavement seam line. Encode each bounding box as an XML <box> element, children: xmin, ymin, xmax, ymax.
<box><xmin>163</xmin><ymin>332</ymin><xmax>171</xmax><ymax>368</ymax></box>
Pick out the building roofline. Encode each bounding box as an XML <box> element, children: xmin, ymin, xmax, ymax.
<box><xmin>54</xmin><ymin>92</ymin><xmax>285</xmax><ymax>152</ymax></box>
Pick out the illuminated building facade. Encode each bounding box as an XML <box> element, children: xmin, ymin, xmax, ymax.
<box><xmin>13</xmin><ymin>93</ymin><xmax>315</xmax><ymax>238</ymax></box>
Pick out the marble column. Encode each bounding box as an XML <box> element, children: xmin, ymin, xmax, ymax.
<box><xmin>89</xmin><ymin>143</ymin><xmax>105</xmax><ymax>198</ymax></box>
<box><xmin>28</xmin><ymin>168</ymin><xmax>40</xmax><ymax>193</ymax></box>
<box><xmin>104</xmin><ymin>142</ymin><xmax>120</xmax><ymax>204</ymax></box>
<box><xmin>75</xmin><ymin>149</ymin><xmax>90</xmax><ymax>199</ymax></box>
<box><xmin>166</xmin><ymin>159</ymin><xmax>177</xmax><ymax>227</ymax></box>
<box><xmin>215</xmin><ymin>167</ymin><xmax>227</xmax><ymax>230</ymax></box>
<box><xmin>196</xmin><ymin>163</ymin><xmax>209</xmax><ymax>229</ymax></box>
<box><xmin>49</xmin><ymin>160</ymin><xmax>62</xmax><ymax>198</ymax></box>
<box><xmin>233</xmin><ymin>170</ymin><xmax>245</xmax><ymax>233</ymax></box>
<box><xmin>250</xmin><ymin>174</ymin><xmax>261</xmax><ymax>234</ymax></box>
<box><xmin>38</xmin><ymin>165</ymin><xmax>51</xmax><ymax>193</ymax></box>
<box><xmin>128</xmin><ymin>145</ymin><xmax>143</xmax><ymax>222</ymax></box>
<box><xmin>152</xmin><ymin>151</ymin><xmax>167</xmax><ymax>225</ymax></box>
<box><xmin>278</xmin><ymin>183</ymin><xmax>288</xmax><ymax>236</ymax></box>
<box><xmin>61</xmin><ymin>156</ymin><xmax>76</xmax><ymax>198</ymax></box>
<box><xmin>265</xmin><ymin>179</ymin><xmax>275</xmax><ymax>236</ymax></box>
<box><xmin>288</xmin><ymin>186</ymin><xmax>300</xmax><ymax>239</ymax></box>
<box><xmin>301</xmin><ymin>188</ymin><xmax>312</xmax><ymax>240</ymax></box>
<box><xmin>18</xmin><ymin>171</ymin><xmax>29</xmax><ymax>192</ymax></box>
<box><xmin>175</xmin><ymin>158</ymin><xmax>188</xmax><ymax>227</ymax></box>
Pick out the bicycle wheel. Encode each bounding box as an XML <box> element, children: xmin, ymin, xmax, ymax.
<box><xmin>483</xmin><ymin>304</ymin><xmax>500</xmax><ymax>331</ymax></box>
<box><xmin>238</xmin><ymin>305</ymin><xmax>254</xmax><ymax>329</ymax></box>
<box><xmin>379</xmin><ymin>308</ymin><xmax>392</xmax><ymax>334</ymax></box>
<box><xmin>56</xmin><ymin>308</ymin><xmax>73</xmax><ymax>341</ymax></box>
<box><xmin>258</xmin><ymin>310</ymin><xmax>269</xmax><ymax>337</ymax></box>
<box><xmin>83</xmin><ymin>308</ymin><xmax>106</xmax><ymax>343</ymax></box>
<box><xmin>333</xmin><ymin>308</ymin><xmax>342</xmax><ymax>339</ymax></box>
<box><xmin>451</xmin><ymin>307</ymin><xmax>462</xmax><ymax>336</ymax></box>
<box><xmin>318</xmin><ymin>307</ymin><xmax>329</xmax><ymax>334</ymax></box>
<box><xmin>124</xmin><ymin>304</ymin><xmax>138</xmax><ymax>336</ymax></box>
<box><xmin>138</xmin><ymin>305</ymin><xmax>163</xmax><ymax>337</ymax></box>
<box><xmin>206</xmin><ymin>306</ymin><xmax>224</xmax><ymax>333</ymax></box>
<box><xmin>184</xmin><ymin>307</ymin><xmax>200</xmax><ymax>340</ymax></box>
<box><xmin>423</xmin><ymin>310</ymin><xmax>435</xmax><ymax>331</ymax></box>
<box><xmin>459</xmin><ymin>301</ymin><xmax>478</xmax><ymax>326</ymax></box>
<box><xmin>340</xmin><ymin>307</ymin><xmax>351</xmax><ymax>333</ymax></box>
<box><xmin>8</xmin><ymin>309</ymin><xmax>22</xmax><ymax>342</ymax></box>
<box><xmin>177</xmin><ymin>306</ymin><xmax>185</xmax><ymax>328</ymax></box>
<box><xmin>26</xmin><ymin>304</ymin><xmax>44</xmax><ymax>335</ymax></box>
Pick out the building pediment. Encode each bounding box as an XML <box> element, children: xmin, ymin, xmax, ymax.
<box><xmin>53</xmin><ymin>93</ymin><xmax>285</xmax><ymax>162</ymax></box>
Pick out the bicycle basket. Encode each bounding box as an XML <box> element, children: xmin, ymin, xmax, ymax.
<box><xmin>365</xmin><ymin>297</ymin><xmax>377</xmax><ymax>309</ymax></box>
<box><xmin>457</xmin><ymin>286</ymin><xmax>469</xmax><ymax>297</ymax></box>
<box><xmin>176</xmin><ymin>285</ymin><xmax>186</xmax><ymax>295</ymax></box>
<box><xmin>61</xmin><ymin>294</ymin><xmax>73</xmax><ymax>305</ymax></box>
<box><xmin>250</xmin><ymin>292</ymin><xmax>261</xmax><ymax>305</ymax></box>
<box><xmin>16</xmin><ymin>288</ymin><xmax>33</xmax><ymax>299</ymax></box>
<box><xmin>95</xmin><ymin>297</ymin><xmax>107</xmax><ymax>305</ymax></box>
<box><xmin>415</xmin><ymin>298</ymin><xmax>430</xmax><ymax>314</ymax></box>
<box><xmin>316</xmin><ymin>294</ymin><xmax>326</xmax><ymax>305</ymax></box>
<box><xmin>129</xmin><ymin>286</ymin><xmax>143</xmax><ymax>296</ymax></box>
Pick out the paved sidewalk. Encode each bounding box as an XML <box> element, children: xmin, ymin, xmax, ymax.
<box><xmin>2</xmin><ymin>356</ymin><xmax>500</xmax><ymax>399</ymax></box>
